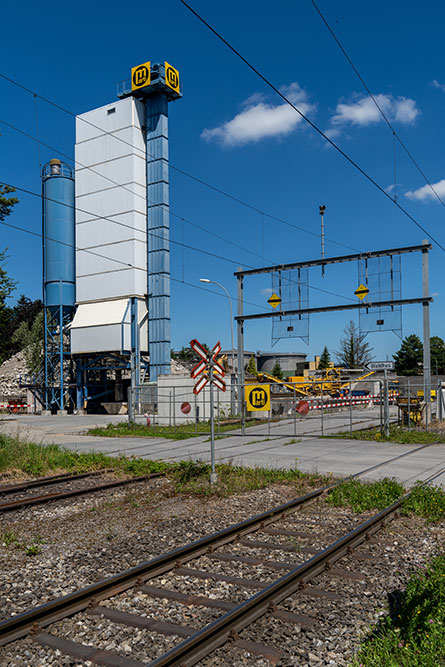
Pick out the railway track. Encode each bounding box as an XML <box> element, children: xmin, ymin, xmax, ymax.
<box><xmin>0</xmin><ymin>465</ymin><xmax>442</xmax><ymax>666</ymax></box>
<box><xmin>0</xmin><ymin>469</ymin><xmax>166</xmax><ymax>513</ymax></box>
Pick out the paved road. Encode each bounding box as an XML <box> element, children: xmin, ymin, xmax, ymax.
<box><xmin>1</xmin><ymin>409</ymin><xmax>443</xmax><ymax>488</ymax></box>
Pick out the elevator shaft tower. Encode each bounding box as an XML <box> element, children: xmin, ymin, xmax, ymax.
<box><xmin>118</xmin><ymin>61</ymin><xmax>182</xmax><ymax>381</ymax></box>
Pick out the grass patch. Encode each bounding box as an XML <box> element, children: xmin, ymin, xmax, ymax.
<box><xmin>0</xmin><ymin>433</ymin><xmax>170</xmax><ymax>478</ymax></box>
<box><xmin>352</xmin><ymin>555</ymin><xmax>445</xmax><ymax>666</ymax></box>
<box><xmin>170</xmin><ymin>459</ymin><xmax>328</xmax><ymax>497</ymax></box>
<box><xmin>326</xmin><ymin>425</ymin><xmax>444</xmax><ymax>444</ymax></box>
<box><xmin>88</xmin><ymin>419</ymin><xmax>265</xmax><ymax>440</ymax></box>
<box><xmin>326</xmin><ymin>477</ymin><xmax>444</xmax><ymax>523</ymax></box>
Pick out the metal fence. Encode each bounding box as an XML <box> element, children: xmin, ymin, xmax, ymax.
<box><xmin>127</xmin><ymin>376</ymin><xmax>445</xmax><ymax>438</ymax></box>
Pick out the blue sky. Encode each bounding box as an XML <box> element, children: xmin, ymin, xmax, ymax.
<box><xmin>1</xmin><ymin>0</ymin><xmax>445</xmax><ymax>363</ymax></box>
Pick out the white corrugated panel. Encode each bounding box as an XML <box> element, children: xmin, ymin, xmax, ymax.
<box><xmin>70</xmin><ymin>298</ymin><xmax>148</xmax><ymax>353</ymax></box>
<box><xmin>75</xmin><ymin>96</ymin><xmax>147</xmax><ymax>304</ymax></box>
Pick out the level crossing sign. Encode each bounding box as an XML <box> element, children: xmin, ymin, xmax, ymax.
<box><xmin>190</xmin><ymin>339</ymin><xmax>226</xmax><ymax>394</ymax></box>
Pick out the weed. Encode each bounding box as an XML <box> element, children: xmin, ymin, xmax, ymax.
<box><xmin>283</xmin><ymin>438</ymin><xmax>301</xmax><ymax>446</ymax></box>
<box><xmin>288</xmin><ymin>537</ymin><xmax>301</xmax><ymax>552</ymax></box>
<box><xmin>88</xmin><ymin>419</ymin><xmax>265</xmax><ymax>441</ymax></box>
<box><xmin>0</xmin><ymin>433</ymin><xmax>170</xmax><ymax>477</ymax></box>
<box><xmin>123</xmin><ymin>492</ymin><xmax>140</xmax><ymax>508</ymax></box>
<box><xmin>327</xmin><ymin>477</ymin><xmax>404</xmax><ymax>513</ymax></box>
<box><xmin>25</xmin><ymin>544</ymin><xmax>41</xmax><ymax>556</ymax></box>
<box><xmin>171</xmin><ymin>459</ymin><xmax>328</xmax><ymax>498</ymax></box>
<box><xmin>325</xmin><ymin>425</ymin><xmax>444</xmax><ymax>445</ymax></box>
<box><xmin>2</xmin><ymin>530</ymin><xmax>20</xmax><ymax>548</ymax></box>
<box><xmin>352</xmin><ymin>555</ymin><xmax>445</xmax><ymax>666</ymax></box>
<box><xmin>327</xmin><ymin>477</ymin><xmax>444</xmax><ymax>522</ymax></box>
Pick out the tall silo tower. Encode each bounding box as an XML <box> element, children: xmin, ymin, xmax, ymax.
<box><xmin>42</xmin><ymin>159</ymin><xmax>76</xmax><ymax>411</ymax></box>
<box><xmin>71</xmin><ymin>60</ymin><xmax>181</xmax><ymax>409</ymax></box>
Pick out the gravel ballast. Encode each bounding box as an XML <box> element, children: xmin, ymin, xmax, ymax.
<box><xmin>0</xmin><ymin>478</ymin><xmax>442</xmax><ymax>666</ymax></box>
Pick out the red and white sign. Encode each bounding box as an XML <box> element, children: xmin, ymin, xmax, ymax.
<box><xmin>190</xmin><ymin>339</ymin><xmax>208</xmax><ymax>362</ymax></box>
<box><xmin>193</xmin><ymin>375</ymin><xmax>209</xmax><ymax>395</ymax></box>
<box><xmin>190</xmin><ymin>359</ymin><xmax>206</xmax><ymax>379</ymax></box>
<box><xmin>213</xmin><ymin>375</ymin><xmax>226</xmax><ymax>392</ymax></box>
<box><xmin>190</xmin><ymin>338</ymin><xmax>226</xmax><ymax>393</ymax></box>
<box><xmin>211</xmin><ymin>341</ymin><xmax>221</xmax><ymax>359</ymax></box>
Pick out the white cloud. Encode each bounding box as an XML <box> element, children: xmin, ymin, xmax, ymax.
<box><xmin>201</xmin><ymin>82</ymin><xmax>314</xmax><ymax>147</ymax></box>
<box><xmin>431</xmin><ymin>79</ymin><xmax>445</xmax><ymax>92</ymax></box>
<box><xmin>405</xmin><ymin>179</ymin><xmax>445</xmax><ymax>202</ymax></box>
<box><xmin>331</xmin><ymin>93</ymin><xmax>419</xmax><ymax>127</ymax></box>
<box><xmin>261</xmin><ymin>288</ymin><xmax>273</xmax><ymax>295</ymax></box>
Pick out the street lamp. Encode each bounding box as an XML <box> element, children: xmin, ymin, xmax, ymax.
<box><xmin>199</xmin><ymin>278</ymin><xmax>235</xmax><ymax>375</ymax></box>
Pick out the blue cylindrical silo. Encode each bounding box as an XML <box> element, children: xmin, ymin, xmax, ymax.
<box><xmin>42</xmin><ymin>159</ymin><xmax>75</xmax><ymax>315</ymax></box>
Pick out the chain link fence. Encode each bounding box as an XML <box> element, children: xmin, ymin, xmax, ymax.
<box><xmin>126</xmin><ymin>376</ymin><xmax>445</xmax><ymax>438</ymax></box>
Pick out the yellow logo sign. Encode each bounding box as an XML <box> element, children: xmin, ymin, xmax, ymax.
<box><xmin>164</xmin><ymin>62</ymin><xmax>180</xmax><ymax>93</ymax></box>
<box><xmin>268</xmin><ymin>293</ymin><xmax>281</xmax><ymax>309</ymax></box>
<box><xmin>354</xmin><ymin>284</ymin><xmax>369</xmax><ymax>301</ymax></box>
<box><xmin>245</xmin><ymin>385</ymin><xmax>271</xmax><ymax>411</ymax></box>
<box><xmin>131</xmin><ymin>62</ymin><xmax>151</xmax><ymax>91</ymax></box>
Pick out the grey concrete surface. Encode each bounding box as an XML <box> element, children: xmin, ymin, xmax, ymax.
<box><xmin>0</xmin><ymin>410</ymin><xmax>443</xmax><ymax>488</ymax></box>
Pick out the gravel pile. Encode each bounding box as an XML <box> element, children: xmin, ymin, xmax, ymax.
<box><xmin>0</xmin><ymin>479</ymin><xmax>442</xmax><ymax>666</ymax></box>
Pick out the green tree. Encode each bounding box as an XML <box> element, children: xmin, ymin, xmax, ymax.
<box><xmin>318</xmin><ymin>346</ymin><xmax>331</xmax><ymax>369</ymax></box>
<box><xmin>0</xmin><ymin>185</ymin><xmax>19</xmax><ymax>301</ymax></box>
<box><xmin>393</xmin><ymin>334</ymin><xmax>423</xmax><ymax>375</ymax></box>
<box><xmin>430</xmin><ymin>336</ymin><xmax>445</xmax><ymax>375</ymax></box>
<box><xmin>246</xmin><ymin>354</ymin><xmax>257</xmax><ymax>375</ymax></box>
<box><xmin>335</xmin><ymin>320</ymin><xmax>373</xmax><ymax>368</ymax></box>
<box><xmin>271</xmin><ymin>361</ymin><xmax>284</xmax><ymax>380</ymax></box>
<box><xmin>11</xmin><ymin>311</ymin><xmax>44</xmax><ymax>373</ymax></box>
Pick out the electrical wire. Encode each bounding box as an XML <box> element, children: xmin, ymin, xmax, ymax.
<box><xmin>0</xmin><ymin>117</ymin><xmax>269</xmax><ymax>265</ymax></box>
<box><xmin>0</xmin><ymin>72</ymin><xmax>357</xmax><ymax>253</ymax></box>
<box><xmin>310</xmin><ymin>0</ymin><xmax>445</xmax><ymax>209</ymax></box>
<box><xmin>0</xmin><ymin>177</ymin><xmax>357</xmax><ymax>304</ymax></box>
<box><xmin>0</xmin><ymin>115</ymin><xmax>359</xmax><ymax>303</ymax></box>
<box><xmin>0</xmin><ymin>216</ymin><xmax>262</xmax><ymax>310</ymax></box>
<box><xmin>177</xmin><ymin>0</ymin><xmax>445</xmax><ymax>253</ymax></box>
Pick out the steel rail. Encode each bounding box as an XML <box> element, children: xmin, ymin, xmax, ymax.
<box><xmin>147</xmin><ymin>466</ymin><xmax>445</xmax><ymax>667</ymax></box>
<box><xmin>0</xmin><ymin>472</ymin><xmax>165</xmax><ymax>514</ymax></box>
<box><xmin>0</xmin><ymin>464</ymin><xmax>442</xmax><ymax>654</ymax></box>
<box><xmin>0</xmin><ymin>485</ymin><xmax>329</xmax><ymax>646</ymax></box>
<box><xmin>0</xmin><ymin>469</ymin><xmax>111</xmax><ymax>495</ymax></box>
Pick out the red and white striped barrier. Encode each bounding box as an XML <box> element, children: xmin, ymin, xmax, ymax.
<box><xmin>296</xmin><ymin>393</ymin><xmax>399</xmax><ymax>414</ymax></box>
<box><xmin>0</xmin><ymin>404</ymin><xmax>31</xmax><ymax>409</ymax></box>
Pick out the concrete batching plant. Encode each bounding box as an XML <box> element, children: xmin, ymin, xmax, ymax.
<box><xmin>36</xmin><ymin>61</ymin><xmax>182</xmax><ymax>412</ymax></box>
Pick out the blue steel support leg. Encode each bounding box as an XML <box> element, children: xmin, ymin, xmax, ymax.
<box><xmin>76</xmin><ymin>367</ymin><xmax>82</xmax><ymax>410</ymax></box>
<box><xmin>44</xmin><ymin>307</ymin><xmax>49</xmax><ymax>410</ymax></box>
<box><xmin>59</xmin><ymin>297</ymin><xmax>64</xmax><ymax>410</ymax></box>
<box><xmin>146</xmin><ymin>93</ymin><xmax>171</xmax><ymax>381</ymax></box>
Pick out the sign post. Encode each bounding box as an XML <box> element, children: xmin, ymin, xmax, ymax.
<box><xmin>383</xmin><ymin>369</ymin><xmax>390</xmax><ymax>437</ymax></box>
<box><xmin>190</xmin><ymin>339</ymin><xmax>226</xmax><ymax>484</ymax></box>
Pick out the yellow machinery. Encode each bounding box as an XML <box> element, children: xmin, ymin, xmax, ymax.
<box><xmin>250</xmin><ymin>367</ymin><xmax>375</xmax><ymax>398</ymax></box>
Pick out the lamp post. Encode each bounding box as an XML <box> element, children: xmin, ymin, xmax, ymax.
<box><xmin>199</xmin><ymin>279</ymin><xmax>235</xmax><ymax>373</ymax></box>
<box><xmin>200</xmin><ymin>278</ymin><xmax>236</xmax><ymax>416</ymax></box>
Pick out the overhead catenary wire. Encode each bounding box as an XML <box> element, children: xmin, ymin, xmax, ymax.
<box><xmin>177</xmin><ymin>0</ymin><xmax>445</xmax><ymax>253</ymax></box>
<box><xmin>0</xmin><ymin>72</ymin><xmax>357</xmax><ymax>253</ymax></box>
<box><xmin>310</xmin><ymin>0</ymin><xmax>445</xmax><ymax>209</ymax></box>
<box><xmin>0</xmin><ymin>217</ymin><xmax>264</xmax><ymax>311</ymax></box>
<box><xmin>0</xmin><ymin>115</ymin><xmax>358</xmax><ymax>302</ymax></box>
<box><xmin>0</xmin><ymin>178</ymin><xmax>358</xmax><ymax>305</ymax></box>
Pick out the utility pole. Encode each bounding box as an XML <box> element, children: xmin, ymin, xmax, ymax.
<box><xmin>319</xmin><ymin>205</ymin><xmax>326</xmax><ymax>276</ymax></box>
<box><xmin>422</xmin><ymin>239</ymin><xmax>431</xmax><ymax>425</ymax></box>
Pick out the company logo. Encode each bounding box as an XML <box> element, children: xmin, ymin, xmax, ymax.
<box><xmin>249</xmin><ymin>388</ymin><xmax>268</xmax><ymax>409</ymax></box>
<box><xmin>164</xmin><ymin>62</ymin><xmax>180</xmax><ymax>93</ymax></box>
<box><xmin>131</xmin><ymin>62</ymin><xmax>151</xmax><ymax>91</ymax></box>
